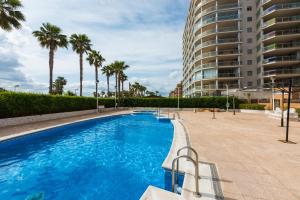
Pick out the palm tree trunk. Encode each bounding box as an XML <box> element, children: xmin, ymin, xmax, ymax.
<box><xmin>122</xmin><ymin>80</ymin><xmax>124</xmax><ymax>91</ymax></box>
<box><xmin>118</xmin><ymin>73</ymin><xmax>121</xmax><ymax>99</ymax></box>
<box><xmin>115</xmin><ymin>72</ymin><xmax>118</xmax><ymax>98</ymax></box>
<box><xmin>49</xmin><ymin>49</ymin><xmax>54</xmax><ymax>94</ymax></box>
<box><xmin>95</xmin><ymin>67</ymin><xmax>98</xmax><ymax>97</ymax></box>
<box><xmin>107</xmin><ymin>75</ymin><xmax>110</xmax><ymax>95</ymax></box>
<box><xmin>80</xmin><ymin>53</ymin><xmax>83</xmax><ymax>96</ymax></box>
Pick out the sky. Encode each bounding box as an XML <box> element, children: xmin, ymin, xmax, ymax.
<box><xmin>0</xmin><ymin>0</ymin><xmax>189</xmax><ymax>96</ymax></box>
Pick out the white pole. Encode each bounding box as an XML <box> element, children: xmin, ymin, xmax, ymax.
<box><xmin>177</xmin><ymin>87</ymin><xmax>180</xmax><ymax>111</ymax></box>
<box><xmin>271</xmin><ymin>77</ymin><xmax>275</xmax><ymax>111</ymax></box>
<box><xmin>96</xmin><ymin>82</ymin><xmax>99</xmax><ymax>113</ymax></box>
<box><xmin>115</xmin><ymin>86</ymin><xmax>117</xmax><ymax>110</ymax></box>
<box><xmin>226</xmin><ymin>84</ymin><xmax>229</xmax><ymax>112</ymax></box>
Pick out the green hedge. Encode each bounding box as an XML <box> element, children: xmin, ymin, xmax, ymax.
<box><xmin>296</xmin><ymin>109</ymin><xmax>300</xmax><ymax>118</ymax></box>
<box><xmin>120</xmin><ymin>97</ymin><xmax>239</xmax><ymax>109</ymax></box>
<box><xmin>0</xmin><ymin>92</ymin><xmax>241</xmax><ymax>119</ymax></box>
<box><xmin>239</xmin><ymin>103</ymin><xmax>265</xmax><ymax>110</ymax></box>
<box><xmin>0</xmin><ymin>92</ymin><xmax>115</xmax><ymax>119</ymax></box>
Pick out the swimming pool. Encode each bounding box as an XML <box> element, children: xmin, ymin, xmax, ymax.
<box><xmin>0</xmin><ymin>113</ymin><xmax>174</xmax><ymax>200</ymax></box>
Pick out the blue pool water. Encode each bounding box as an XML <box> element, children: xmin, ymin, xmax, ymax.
<box><xmin>0</xmin><ymin>113</ymin><xmax>174</xmax><ymax>200</ymax></box>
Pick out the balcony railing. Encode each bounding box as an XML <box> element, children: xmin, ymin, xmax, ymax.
<box><xmin>264</xmin><ymin>68</ymin><xmax>300</xmax><ymax>76</ymax></box>
<box><xmin>202</xmin><ymin>38</ymin><xmax>239</xmax><ymax>47</ymax></box>
<box><xmin>218</xmin><ymin>73</ymin><xmax>240</xmax><ymax>78</ymax></box>
<box><xmin>203</xmin><ymin>62</ymin><xmax>217</xmax><ymax>69</ymax></box>
<box><xmin>263</xmin><ymin>28</ymin><xmax>300</xmax><ymax>40</ymax></box>
<box><xmin>202</xmin><ymin>14</ymin><xmax>239</xmax><ymax>26</ymax></box>
<box><xmin>263</xmin><ymin>41</ymin><xmax>300</xmax><ymax>52</ymax></box>
<box><xmin>263</xmin><ymin>2</ymin><xmax>300</xmax><ymax>16</ymax></box>
<box><xmin>263</xmin><ymin>55</ymin><xmax>298</xmax><ymax>64</ymax></box>
<box><xmin>218</xmin><ymin>61</ymin><xmax>240</xmax><ymax>67</ymax></box>
<box><xmin>218</xmin><ymin>84</ymin><xmax>240</xmax><ymax>89</ymax></box>
<box><xmin>202</xmin><ymin>26</ymin><xmax>239</xmax><ymax>37</ymax></box>
<box><xmin>218</xmin><ymin>14</ymin><xmax>239</xmax><ymax>21</ymax></box>
<box><xmin>263</xmin><ymin>15</ymin><xmax>300</xmax><ymax>28</ymax></box>
<box><xmin>202</xmin><ymin>49</ymin><xmax>240</xmax><ymax>58</ymax></box>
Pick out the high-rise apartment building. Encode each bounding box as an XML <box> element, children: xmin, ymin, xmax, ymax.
<box><xmin>183</xmin><ymin>0</ymin><xmax>300</xmax><ymax>97</ymax></box>
<box><xmin>256</xmin><ymin>0</ymin><xmax>300</xmax><ymax>88</ymax></box>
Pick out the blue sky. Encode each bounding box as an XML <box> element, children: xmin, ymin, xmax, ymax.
<box><xmin>0</xmin><ymin>0</ymin><xmax>189</xmax><ymax>96</ymax></box>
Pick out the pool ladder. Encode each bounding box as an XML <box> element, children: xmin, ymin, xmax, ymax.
<box><xmin>171</xmin><ymin>146</ymin><xmax>201</xmax><ymax>197</ymax></box>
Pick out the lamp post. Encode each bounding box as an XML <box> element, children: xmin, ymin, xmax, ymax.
<box><xmin>115</xmin><ymin>85</ymin><xmax>117</xmax><ymax>110</ymax></box>
<box><xmin>271</xmin><ymin>77</ymin><xmax>275</xmax><ymax>111</ymax></box>
<box><xmin>96</xmin><ymin>80</ymin><xmax>99</xmax><ymax>113</ymax></box>
<box><xmin>177</xmin><ymin>87</ymin><xmax>180</xmax><ymax>111</ymax></box>
<box><xmin>226</xmin><ymin>84</ymin><xmax>229</xmax><ymax>112</ymax></box>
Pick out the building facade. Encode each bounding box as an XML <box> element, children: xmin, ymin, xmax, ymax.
<box><xmin>183</xmin><ymin>0</ymin><xmax>300</xmax><ymax>97</ymax></box>
<box><xmin>169</xmin><ymin>81</ymin><xmax>183</xmax><ymax>98</ymax></box>
<box><xmin>256</xmin><ymin>0</ymin><xmax>300</xmax><ymax>88</ymax></box>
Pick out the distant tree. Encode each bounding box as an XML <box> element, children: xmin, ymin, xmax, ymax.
<box><xmin>0</xmin><ymin>87</ymin><xmax>7</xmax><ymax>92</ymax></box>
<box><xmin>87</xmin><ymin>50</ymin><xmax>105</xmax><ymax>101</ymax></box>
<box><xmin>0</xmin><ymin>0</ymin><xmax>25</xmax><ymax>31</ymax></box>
<box><xmin>33</xmin><ymin>23</ymin><xmax>68</xmax><ymax>94</ymax></box>
<box><xmin>53</xmin><ymin>76</ymin><xmax>67</xmax><ymax>95</ymax></box>
<box><xmin>65</xmin><ymin>90</ymin><xmax>76</xmax><ymax>96</ymax></box>
<box><xmin>69</xmin><ymin>34</ymin><xmax>92</xmax><ymax>96</ymax></box>
<box><xmin>102</xmin><ymin>65</ymin><xmax>113</xmax><ymax>96</ymax></box>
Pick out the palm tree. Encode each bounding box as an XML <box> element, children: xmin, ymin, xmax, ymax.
<box><xmin>0</xmin><ymin>0</ymin><xmax>25</xmax><ymax>31</ymax></box>
<box><xmin>87</xmin><ymin>50</ymin><xmax>105</xmax><ymax>101</ymax></box>
<box><xmin>33</xmin><ymin>23</ymin><xmax>68</xmax><ymax>94</ymax></box>
<box><xmin>101</xmin><ymin>65</ymin><xmax>113</xmax><ymax>96</ymax></box>
<box><xmin>119</xmin><ymin>71</ymin><xmax>128</xmax><ymax>92</ymax></box>
<box><xmin>69</xmin><ymin>34</ymin><xmax>92</xmax><ymax>96</ymax></box>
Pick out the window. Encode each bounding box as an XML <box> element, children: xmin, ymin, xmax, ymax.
<box><xmin>247</xmin><ymin>6</ymin><xmax>252</xmax><ymax>11</ymax></box>
<box><xmin>247</xmin><ymin>71</ymin><xmax>253</xmax><ymax>76</ymax></box>
<box><xmin>247</xmin><ymin>49</ymin><xmax>253</xmax><ymax>54</ymax></box>
<box><xmin>247</xmin><ymin>60</ymin><xmax>253</xmax><ymax>65</ymax></box>
<box><xmin>247</xmin><ymin>17</ymin><xmax>253</xmax><ymax>22</ymax></box>
<box><xmin>247</xmin><ymin>82</ymin><xmax>253</xmax><ymax>87</ymax></box>
<box><xmin>247</xmin><ymin>38</ymin><xmax>253</xmax><ymax>43</ymax></box>
<box><xmin>247</xmin><ymin>27</ymin><xmax>252</xmax><ymax>32</ymax></box>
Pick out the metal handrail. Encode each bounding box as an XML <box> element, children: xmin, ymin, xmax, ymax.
<box><xmin>172</xmin><ymin>155</ymin><xmax>200</xmax><ymax>196</ymax></box>
<box><xmin>176</xmin><ymin>146</ymin><xmax>199</xmax><ymax>191</ymax></box>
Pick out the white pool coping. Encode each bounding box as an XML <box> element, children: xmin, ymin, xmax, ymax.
<box><xmin>0</xmin><ymin>111</ymin><xmax>132</xmax><ymax>142</ymax></box>
<box><xmin>140</xmin><ymin>116</ymin><xmax>222</xmax><ymax>200</ymax></box>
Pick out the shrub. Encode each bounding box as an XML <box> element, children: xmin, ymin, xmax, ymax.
<box><xmin>0</xmin><ymin>93</ymin><xmax>241</xmax><ymax>119</ymax></box>
<box><xmin>239</xmin><ymin>103</ymin><xmax>265</xmax><ymax>110</ymax></box>
<box><xmin>120</xmin><ymin>97</ymin><xmax>240</xmax><ymax>109</ymax></box>
<box><xmin>0</xmin><ymin>92</ymin><xmax>115</xmax><ymax>119</ymax></box>
<box><xmin>296</xmin><ymin>109</ymin><xmax>300</xmax><ymax>118</ymax></box>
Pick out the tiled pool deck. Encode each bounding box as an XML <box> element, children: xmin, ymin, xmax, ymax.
<box><xmin>179</xmin><ymin>111</ymin><xmax>300</xmax><ymax>200</ymax></box>
<box><xmin>1</xmin><ymin>110</ymin><xmax>299</xmax><ymax>200</ymax></box>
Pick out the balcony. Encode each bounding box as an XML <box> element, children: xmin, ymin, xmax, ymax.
<box><xmin>202</xmin><ymin>26</ymin><xmax>239</xmax><ymax>37</ymax></box>
<box><xmin>218</xmin><ymin>60</ymin><xmax>240</xmax><ymax>68</ymax></box>
<box><xmin>263</xmin><ymin>15</ymin><xmax>300</xmax><ymax>30</ymax></box>
<box><xmin>202</xmin><ymin>14</ymin><xmax>240</xmax><ymax>27</ymax></box>
<box><xmin>263</xmin><ymin>28</ymin><xmax>300</xmax><ymax>41</ymax></box>
<box><xmin>263</xmin><ymin>41</ymin><xmax>300</xmax><ymax>54</ymax></box>
<box><xmin>263</xmin><ymin>55</ymin><xmax>300</xmax><ymax>67</ymax></box>
<box><xmin>202</xmin><ymin>3</ymin><xmax>240</xmax><ymax>16</ymax></box>
<box><xmin>263</xmin><ymin>2</ymin><xmax>300</xmax><ymax>17</ymax></box>
<box><xmin>218</xmin><ymin>73</ymin><xmax>240</xmax><ymax>78</ymax></box>
<box><xmin>203</xmin><ymin>62</ymin><xmax>217</xmax><ymax>69</ymax></box>
<box><xmin>263</xmin><ymin>68</ymin><xmax>300</xmax><ymax>78</ymax></box>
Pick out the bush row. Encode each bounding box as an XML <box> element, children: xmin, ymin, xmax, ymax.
<box><xmin>120</xmin><ymin>97</ymin><xmax>239</xmax><ymax>109</ymax></box>
<box><xmin>0</xmin><ymin>92</ymin><xmax>241</xmax><ymax>119</ymax></box>
<box><xmin>0</xmin><ymin>92</ymin><xmax>115</xmax><ymax>119</ymax></box>
<box><xmin>296</xmin><ymin>109</ymin><xmax>300</xmax><ymax>118</ymax></box>
<box><xmin>239</xmin><ymin>104</ymin><xmax>266</xmax><ymax>110</ymax></box>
